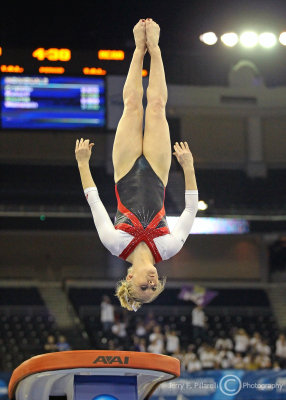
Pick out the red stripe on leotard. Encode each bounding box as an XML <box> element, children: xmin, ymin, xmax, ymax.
<box><xmin>114</xmin><ymin>184</ymin><xmax>169</xmax><ymax>263</ymax></box>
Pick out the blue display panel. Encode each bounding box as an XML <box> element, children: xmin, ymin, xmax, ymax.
<box><xmin>1</xmin><ymin>75</ymin><xmax>106</xmax><ymax>130</ymax></box>
<box><xmin>74</xmin><ymin>375</ymin><xmax>137</xmax><ymax>400</ymax></box>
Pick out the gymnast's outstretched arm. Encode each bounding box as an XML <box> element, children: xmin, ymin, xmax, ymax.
<box><xmin>173</xmin><ymin>141</ymin><xmax>197</xmax><ymax>191</ymax></box>
<box><xmin>75</xmin><ymin>138</ymin><xmax>96</xmax><ymax>189</ymax></box>
<box><xmin>172</xmin><ymin>141</ymin><xmax>198</xmax><ymax>242</ymax></box>
<box><xmin>75</xmin><ymin>138</ymin><xmax>122</xmax><ymax>256</ymax></box>
<box><xmin>156</xmin><ymin>141</ymin><xmax>198</xmax><ymax>259</ymax></box>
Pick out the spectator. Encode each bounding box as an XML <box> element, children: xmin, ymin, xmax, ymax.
<box><xmin>276</xmin><ymin>334</ymin><xmax>286</xmax><ymax>356</ymax></box>
<box><xmin>56</xmin><ymin>335</ymin><xmax>71</xmax><ymax>351</ymax></box>
<box><xmin>166</xmin><ymin>330</ymin><xmax>180</xmax><ymax>355</ymax></box>
<box><xmin>257</xmin><ymin>354</ymin><xmax>271</xmax><ymax>369</ymax></box>
<box><xmin>256</xmin><ymin>339</ymin><xmax>271</xmax><ymax>356</ymax></box>
<box><xmin>215</xmin><ymin>335</ymin><xmax>233</xmax><ymax>351</ymax></box>
<box><xmin>111</xmin><ymin>320</ymin><xmax>127</xmax><ymax>339</ymax></box>
<box><xmin>199</xmin><ymin>344</ymin><xmax>217</xmax><ymax>370</ymax></box>
<box><xmin>218</xmin><ymin>349</ymin><xmax>235</xmax><ymax>369</ymax></box>
<box><xmin>275</xmin><ymin>333</ymin><xmax>286</xmax><ymax>367</ymax></box>
<box><xmin>192</xmin><ymin>306</ymin><xmax>206</xmax><ymax>341</ymax></box>
<box><xmin>183</xmin><ymin>345</ymin><xmax>197</xmax><ymax>370</ymax></box>
<box><xmin>197</xmin><ymin>342</ymin><xmax>209</xmax><ymax>357</ymax></box>
<box><xmin>149</xmin><ymin>325</ymin><xmax>164</xmax><ymax>354</ymax></box>
<box><xmin>100</xmin><ymin>295</ymin><xmax>115</xmax><ymax>332</ymax></box>
<box><xmin>44</xmin><ymin>335</ymin><xmax>58</xmax><ymax>352</ymax></box>
<box><xmin>138</xmin><ymin>338</ymin><xmax>147</xmax><ymax>352</ymax></box>
<box><xmin>172</xmin><ymin>349</ymin><xmax>185</xmax><ymax>370</ymax></box>
<box><xmin>186</xmin><ymin>353</ymin><xmax>202</xmax><ymax>372</ymax></box>
<box><xmin>232</xmin><ymin>353</ymin><xmax>245</xmax><ymax>369</ymax></box>
<box><xmin>108</xmin><ymin>339</ymin><xmax>116</xmax><ymax>350</ymax></box>
<box><xmin>273</xmin><ymin>361</ymin><xmax>281</xmax><ymax>370</ymax></box>
<box><xmin>133</xmin><ymin>335</ymin><xmax>141</xmax><ymax>351</ymax></box>
<box><xmin>211</xmin><ymin>348</ymin><xmax>221</xmax><ymax>369</ymax></box>
<box><xmin>135</xmin><ymin>320</ymin><xmax>147</xmax><ymax>337</ymax></box>
<box><xmin>145</xmin><ymin>312</ymin><xmax>156</xmax><ymax>333</ymax></box>
<box><xmin>249</xmin><ymin>331</ymin><xmax>262</xmax><ymax>353</ymax></box>
<box><xmin>234</xmin><ymin>328</ymin><xmax>249</xmax><ymax>356</ymax></box>
<box><xmin>148</xmin><ymin>338</ymin><xmax>164</xmax><ymax>354</ymax></box>
<box><xmin>243</xmin><ymin>353</ymin><xmax>259</xmax><ymax>370</ymax></box>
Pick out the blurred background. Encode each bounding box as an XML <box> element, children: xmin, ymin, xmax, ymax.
<box><xmin>1</xmin><ymin>0</ymin><xmax>286</xmax><ymax>399</ymax></box>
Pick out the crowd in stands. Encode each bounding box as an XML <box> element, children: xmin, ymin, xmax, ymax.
<box><xmin>0</xmin><ymin>311</ymin><xmax>73</xmax><ymax>371</ymax></box>
<box><xmin>44</xmin><ymin>334</ymin><xmax>71</xmax><ymax>353</ymax></box>
<box><xmin>95</xmin><ymin>296</ymin><xmax>286</xmax><ymax>371</ymax></box>
<box><xmin>1</xmin><ymin>290</ymin><xmax>282</xmax><ymax>373</ymax></box>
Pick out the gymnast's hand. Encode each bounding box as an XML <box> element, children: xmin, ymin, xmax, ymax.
<box><xmin>173</xmin><ymin>141</ymin><xmax>194</xmax><ymax>170</ymax></box>
<box><xmin>75</xmin><ymin>138</ymin><xmax>94</xmax><ymax>165</ymax></box>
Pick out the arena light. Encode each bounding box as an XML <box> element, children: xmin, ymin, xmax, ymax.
<box><xmin>240</xmin><ymin>31</ymin><xmax>258</xmax><ymax>48</ymax></box>
<box><xmin>221</xmin><ymin>32</ymin><xmax>239</xmax><ymax>47</ymax></box>
<box><xmin>167</xmin><ymin>217</ymin><xmax>249</xmax><ymax>234</ymax></box>
<box><xmin>279</xmin><ymin>32</ymin><xmax>286</xmax><ymax>46</ymax></box>
<box><xmin>199</xmin><ymin>32</ymin><xmax>218</xmax><ymax>45</ymax></box>
<box><xmin>259</xmin><ymin>32</ymin><xmax>277</xmax><ymax>48</ymax></box>
<box><xmin>198</xmin><ymin>200</ymin><xmax>208</xmax><ymax>211</ymax></box>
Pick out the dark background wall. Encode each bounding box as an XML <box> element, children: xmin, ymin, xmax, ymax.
<box><xmin>0</xmin><ymin>232</ymin><xmax>264</xmax><ymax>281</ymax></box>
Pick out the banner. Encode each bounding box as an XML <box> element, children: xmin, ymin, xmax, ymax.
<box><xmin>151</xmin><ymin>370</ymin><xmax>286</xmax><ymax>399</ymax></box>
<box><xmin>2</xmin><ymin>370</ymin><xmax>286</xmax><ymax>399</ymax></box>
<box><xmin>0</xmin><ymin>373</ymin><xmax>10</xmax><ymax>400</ymax></box>
<box><xmin>178</xmin><ymin>285</ymin><xmax>218</xmax><ymax>306</ymax></box>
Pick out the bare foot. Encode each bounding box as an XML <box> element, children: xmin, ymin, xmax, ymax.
<box><xmin>146</xmin><ymin>18</ymin><xmax>160</xmax><ymax>53</ymax></box>
<box><xmin>133</xmin><ymin>19</ymin><xmax>147</xmax><ymax>53</ymax></box>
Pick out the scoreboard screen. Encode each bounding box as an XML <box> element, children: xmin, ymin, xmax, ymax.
<box><xmin>1</xmin><ymin>75</ymin><xmax>106</xmax><ymax>130</ymax></box>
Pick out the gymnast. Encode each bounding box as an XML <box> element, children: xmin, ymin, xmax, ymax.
<box><xmin>75</xmin><ymin>18</ymin><xmax>198</xmax><ymax>311</ymax></box>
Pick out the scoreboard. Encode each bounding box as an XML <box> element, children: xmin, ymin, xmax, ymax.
<box><xmin>0</xmin><ymin>46</ymin><xmax>148</xmax><ymax>130</ymax></box>
<box><xmin>0</xmin><ymin>46</ymin><xmax>148</xmax><ymax>77</ymax></box>
<box><xmin>1</xmin><ymin>75</ymin><xmax>106</xmax><ymax>130</ymax></box>
<box><xmin>0</xmin><ymin>46</ymin><xmax>127</xmax><ymax>76</ymax></box>
<box><xmin>0</xmin><ymin>46</ymin><xmax>127</xmax><ymax>130</ymax></box>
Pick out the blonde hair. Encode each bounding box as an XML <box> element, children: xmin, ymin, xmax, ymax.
<box><xmin>115</xmin><ymin>267</ymin><xmax>166</xmax><ymax>312</ymax></box>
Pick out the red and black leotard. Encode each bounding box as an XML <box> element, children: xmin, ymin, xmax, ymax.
<box><xmin>84</xmin><ymin>157</ymin><xmax>198</xmax><ymax>262</ymax></box>
<box><xmin>114</xmin><ymin>155</ymin><xmax>170</xmax><ymax>263</ymax></box>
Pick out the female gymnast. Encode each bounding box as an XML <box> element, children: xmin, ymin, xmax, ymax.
<box><xmin>75</xmin><ymin>18</ymin><xmax>198</xmax><ymax>311</ymax></box>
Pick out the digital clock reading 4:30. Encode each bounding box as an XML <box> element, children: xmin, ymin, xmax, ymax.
<box><xmin>32</xmin><ymin>48</ymin><xmax>71</xmax><ymax>61</ymax></box>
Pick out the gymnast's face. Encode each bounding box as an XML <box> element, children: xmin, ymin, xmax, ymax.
<box><xmin>127</xmin><ymin>264</ymin><xmax>159</xmax><ymax>302</ymax></box>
